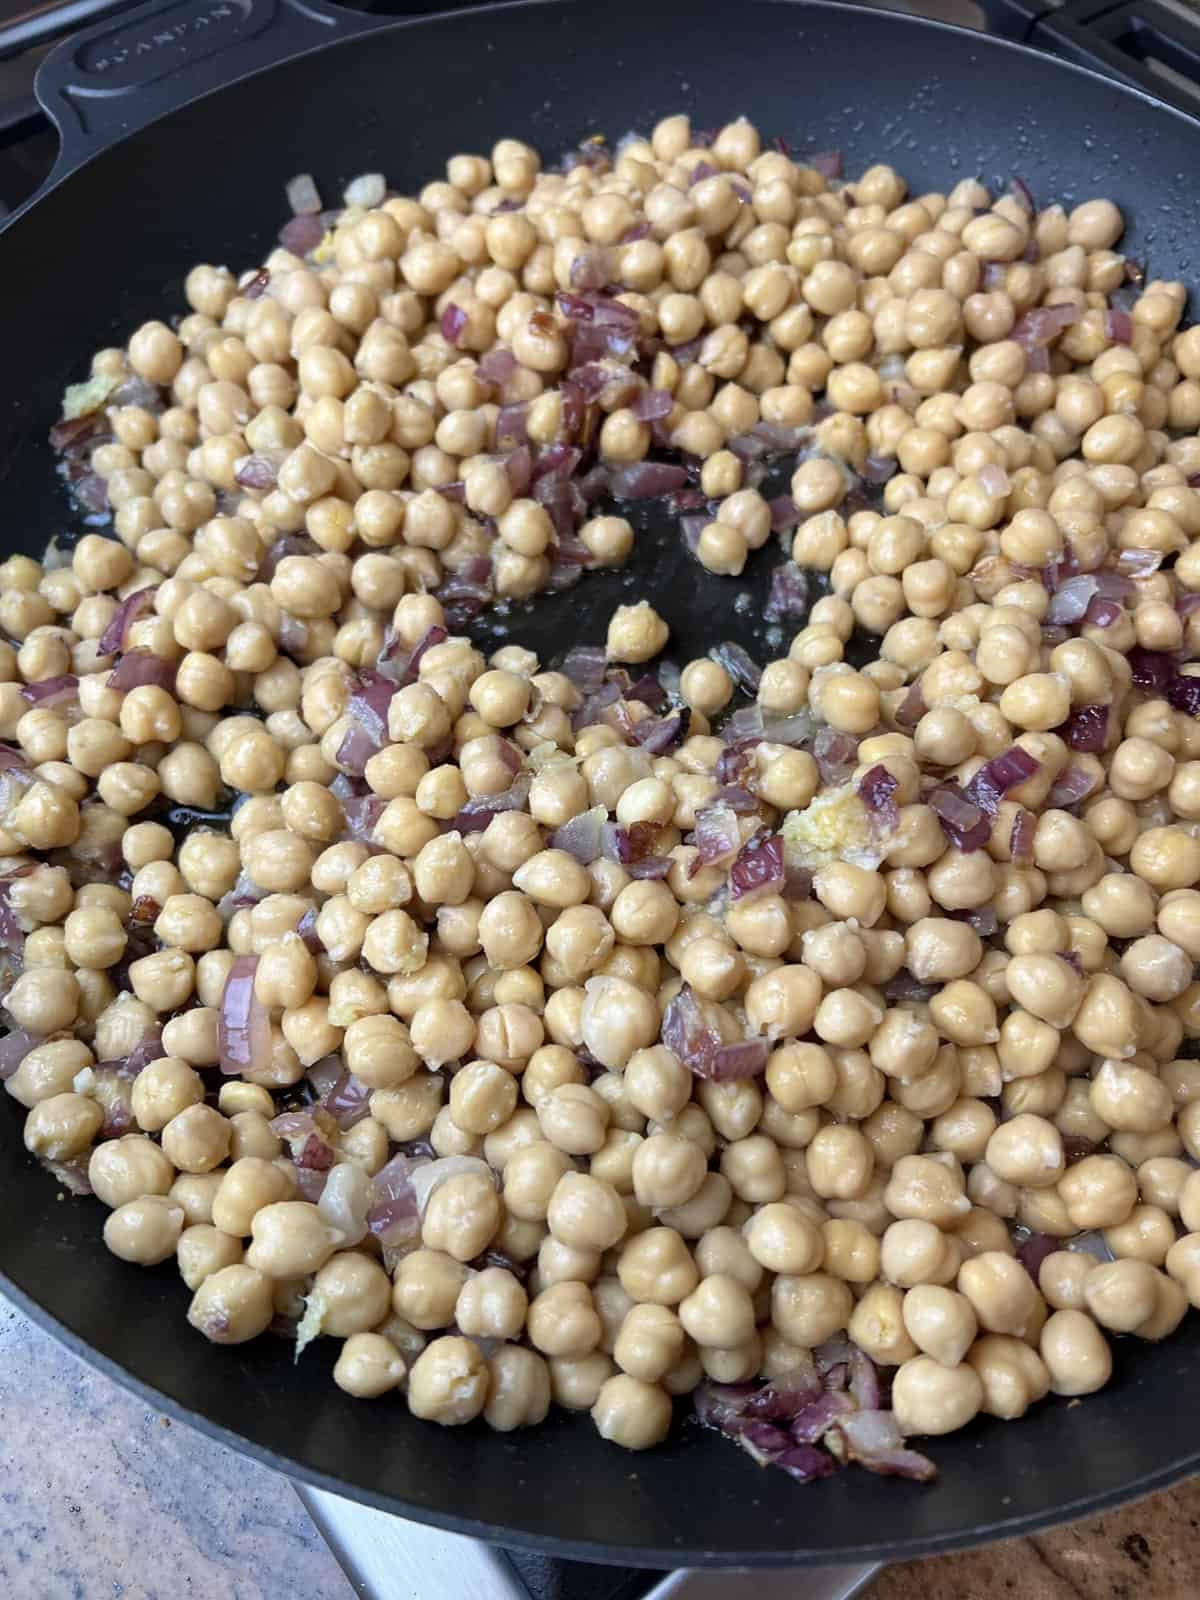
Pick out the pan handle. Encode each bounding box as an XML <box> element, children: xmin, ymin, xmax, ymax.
<box><xmin>30</xmin><ymin>0</ymin><xmax>391</xmax><ymax>199</ymax></box>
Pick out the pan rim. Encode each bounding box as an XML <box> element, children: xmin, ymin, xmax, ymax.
<box><xmin>4</xmin><ymin>1260</ymin><xmax>1200</xmax><ymax>1568</ymax></box>
<box><xmin>5</xmin><ymin>0</ymin><xmax>1200</xmax><ymax>1567</ymax></box>
<box><xmin>15</xmin><ymin>0</ymin><xmax>1200</xmax><ymax>234</ymax></box>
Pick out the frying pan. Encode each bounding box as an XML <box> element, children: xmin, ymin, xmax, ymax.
<box><xmin>3</xmin><ymin>0</ymin><xmax>1200</xmax><ymax>1569</ymax></box>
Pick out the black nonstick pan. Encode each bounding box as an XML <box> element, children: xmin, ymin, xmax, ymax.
<box><xmin>3</xmin><ymin>0</ymin><xmax>1200</xmax><ymax>1569</ymax></box>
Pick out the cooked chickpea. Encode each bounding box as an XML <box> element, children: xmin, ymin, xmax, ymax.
<box><xmin>407</xmin><ymin>1335</ymin><xmax>489</xmax><ymax>1424</ymax></box>
<box><xmin>1040</xmin><ymin>1308</ymin><xmax>1112</xmax><ymax>1396</ymax></box>
<box><xmin>591</xmin><ymin>1373</ymin><xmax>672</xmax><ymax>1450</ymax></box>
<box><xmin>187</xmin><ymin>1264</ymin><xmax>274</xmax><ymax>1345</ymax></box>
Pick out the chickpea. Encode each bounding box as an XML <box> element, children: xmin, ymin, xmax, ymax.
<box><xmin>421</xmin><ymin>1170</ymin><xmax>501</xmax><ymax>1261</ymax></box>
<box><xmin>591</xmin><ymin>1373</ymin><xmax>673</xmax><ymax>1450</ymax></box>
<box><xmin>1040</xmin><ymin>1308</ymin><xmax>1112</xmax><ymax>1396</ymax></box>
<box><xmin>334</xmin><ymin>1333</ymin><xmax>408</xmax><ymax>1399</ymax></box>
<box><xmin>101</xmin><ymin>1194</ymin><xmax>186</xmax><ymax>1266</ymax></box>
<box><xmin>407</xmin><ymin>1335</ymin><xmax>489</xmax><ymax>1424</ymax></box>
<box><xmin>88</xmin><ymin>1135</ymin><xmax>175</xmax><ymax>1209</ymax></box>
<box><xmin>187</xmin><ymin>1264</ymin><xmax>274</xmax><ymax>1345</ymax></box>
<box><xmin>892</xmin><ymin>1354</ymin><xmax>983</xmax><ymax>1436</ymax></box>
<box><xmin>902</xmin><ymin>1285</ymin><xmax>978</xmax><ymax>1368</ymax></box>
<box><xmin>177</xmin><ymin>1224</ymin><xmax>243</xmax><ymax>1292</ymax></box>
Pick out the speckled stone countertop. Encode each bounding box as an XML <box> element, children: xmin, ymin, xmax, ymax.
<box><xmin>3</xmin><ymin>1288</ymin><xmax>1199</xmax><ymax>1599</ymax></box>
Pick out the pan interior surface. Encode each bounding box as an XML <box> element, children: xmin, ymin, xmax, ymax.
<box><xmin>3</xmin><ymin>0</ymin><xmax>1200</xmax><ymax>1565</ymax></box>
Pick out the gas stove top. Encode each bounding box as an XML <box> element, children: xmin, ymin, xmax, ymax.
<box><xmin>2</xmin><ymin>0</ymin><xmax>1197</xmax><ymax>1593</ymax></box>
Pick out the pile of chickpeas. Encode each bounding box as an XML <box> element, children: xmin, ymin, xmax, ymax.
<box><xmin>5</xmin><ymin>110</ymin><xmax>1200</xmax><ymax>1466</ymax></box>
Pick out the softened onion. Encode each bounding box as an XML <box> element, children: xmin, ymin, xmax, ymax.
<box><xmin>319</xmin><ymin>1161</ymin><xmax>371</xmax><ymax>1247</ymax></box>
<box><xmin>218</xmin><ymin>954</ymin><xmax>270</xmax><ymax>1076</ymax></box>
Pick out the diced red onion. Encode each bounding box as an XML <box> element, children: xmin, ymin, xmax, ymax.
<box><xmin>895</xmin><ymin>679</ymin><xmax>926</xmax><ymax>729</ymax></box>
<box><xmin>601</xmin><ymin>820</ymin><xmax>659</xmax><ymax>866</ymax></box>
<box><xmin>963</xmin><ymin>747</ymin><xmax>1041</xmax><ymax>815</ymax></box>
<box><xmin>928</xmin><ymin>783</ymin><xmax>991</xmax><ymax>852</ymax></box>
<box><xmin>452</xmin><ymin>772</ymin><xmax>531</xmax><ymax>833</ymax></box>
<box><xmin>710</xmin><ymin>1039</ymin><xmax>769</xmax><ymax>1081</ymax></box>
<box><xmin>349</xmin><ymin>669</ymin><xmax>396</xmax><ymax>746</ymax></box>
<box><xmin>693</xmin><ymin>800</ymin><xmax>742</xmax><ymax>867</ymax></box>
<box><xmin>813</xmin><ymin>727</ymin><xmax>860</xmax><ymax>786</ymax></box>
<box><xmin>1011</xmin><ymin>302</ymin><xmax>1079</xmax><ymax>352</ymax></box>
<box><xmin>630</xmin><ymin>712</ymin><xmax>688</xmax><ymax>754</ymax></box>
<box><xmin>1166</xmin><ymin>670</ymin><xmax>1200</xmax><ymax>718</ymax></box>
<box><xmin>305</xmin><ymin>1056</ymin><xmax>342</xmax><ymax>1100</ymax></box>
<box><xmin>1046</xmin><ymin>575</ymin><xmax>1098</xmax><ymax>624</ymax></box>
<box><xmin>549</xmin><ymin>806</ymin><xmax>607</xmax><ymax>864</ymax></box>
<box><xmin>380</xmin><ymin>624</ymin><xmax>448</xmax><ymax>688</ymax></box>
<box><xmin>810</xmin><ymin>149</ymin><xmax>843</xmax><ymax>178</ymax></box>
<box><xmin>440</xmin><ymin>303</ymin><xmax>468</xmax><ymax>347</ymax></box>
<box><xmin>218</xmin><ymin>954</ymin><xmax>270</xmax><ymax>1076</ymax></box>
<box><xmin>336</xmin><ymin>723</ymin><xmax>380</xmax><ymax>779</ymax></box>
<box><xmin>661</xmin><ymin>984</ymin><xmax>730</xmax><ymax>1079</ymax></box>
<box><xmin>728</xmin><ymin>431</ymin><xmax>768</xmax><ymax>463</ymax></box>
<box><xmin>1106</xmin><ymin>307</ymin><xmax>1133</xmax><ymax>345</ymax></box>
<box><xmin>235</xmin><ymin>452</ymin><xmax>285</xmax><ymax>492</ymax></box>
<box><xmin>279</xmin><ymin>214</ymin><xmax>325</xmax><ymax>255</ymax></box>
<box><xmin>608</xmin><ymin>462</ymin><xmax>689</xmax><ymax>501</ymax></box>
<box><xmin>761</xmin><ymin>713</ymin><xmax>819</xmax><ymax>748</ymax></box>
<box><xmin>504</xmin><ymin>444</ymin><xmax>533</xmax><ymax>496</ymax></box>
<box><xmin>632</xmin><ymin>388</ymin><xmax>673</xmax><ymax>422</ymax></box>
<box><xmin>1010</xmin><ymin>808</ymin><xmax>1035</xmax><ymax>864</ymax></box>
<box><xmin>832</xmin><ymin>1411</ymin><xmax>936</xmax><ymax>1482</ymax></box>
<box><xmin>1046</xmin><ymin>767</ymin><xmax>1098</xmax><ymax>809</ymax></box>
<box><xmin>1059</xmin><ymin>703</ymin><xmax>1109</xmax><ymax>753</ymax></box>
<box><xmin>270</xmin><ymin>1109</ymin><xmax>318</xmax><ymax>1140</ymax></box>
<box><xmin>1118</xmin><ymin>547</ymin><xmax>1164</xmax><ymax>576</ymax></box>
<box><xmin>783</xmin><ymin>864</ymin><xmax>814</xmax><ymax>901</ymax></box>
<box><xmin>714</xmin><ymin>785</ymin><xmax>757</xmax><ymax>814</ymax></box>
<box><xmin>710</xmin><ymin>640</ymin><xmax>761</xmax><ymax>694</ymax></box>
<box><xmin>729</xmin><ymin>832</ymin><xmax>785</xmax><ymax>900</ymax></box>
<box><xmin>341</xmin><ymin>792</ymin><xmax>385</xmax><ymax>843</ymax></box>
<box><xmin>788</xmin><ymin>1390</ymin><xmax>857</xmax><ymax>1443</ymax></box>
<box><xmin>570</xmin><ymin>248</ymin><xmax>610</xmax><ymax>290</ymax></box>
<box><xmin>767</xmin><ymin>497</ymin><xmax>801</xmax><ymax>533</ymax></box>
<box><xmin>967</xmin><ymin>906</ymin><xmax>999</xmax><ymax>937</ymax></box>
<box><xmin>1016</xmin><ymin>1230</ymin><xmax>1057</xmax><ymax>1282</ymax></box>
<box><xmin>286</xmin><ymin>172</ymin><xmax>322</xmax><ymax>214</ymax></box>
<box><xmin>107</xmin><ymin>652</ymin><xmax>176</xmax><ymax>694</ymax></box>
<box><xmin>1128</xmin><ymin>647</ymin><xmax>1174</xmax><ymax>694</ymax></box>
<box><xmin>293</xmin><ymin>1166</ymin><xmax>328</xmax><ymax>1202</ymax></box>
<box><xmin>560</xmin><ymin>644</ymin><xmax>609</xmax><ymax>694</ymax></box>
<box><xmin>496</xmin><ymin>403</ymin><xmax>529</xmax><ymax>448</ymax></box>
<box><xmin>860</xmin><ymin>454</ymin><xmax>897</xmax><ymax>485</ymax></box>
<box><xmin>625</xmin><ymin>855</ymin><xmax>673</xmax><ymax>880</ymax></box>
<box><xmin>716</xmin><ymin>737</ymin><xmax>760</xmax><ymax>787</ymax></box>
<box><xmin>98</xmin><ymin>586</ymin><xmax>157</xmax><ymax>656</ymax></box>
<box><xmin>20</xmin><ymin>674</ymin><xmax>77</xmax><ymax>706</ymax></box>
<box><xmin>478</xmin><ymin>347</ymin><xmax>517</xmax><ymax>387</ymax></box>
<box><xmin>297</xmin><ymin>1131</ymin><xmax>336</xmax><ymax>1171</ymax></box>
<box><xmin>323</xmin><ymin>1068</ymin><xmax>373</xmax><ymax>1130</ymax></box>
<box><xmin>859</xmin><ymin>765</ymin><xmax>899</xmax><ymax>835</ymax></box>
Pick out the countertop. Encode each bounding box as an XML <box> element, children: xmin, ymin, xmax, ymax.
<box><xmin>3</xmin><ymin>1290</ymin><xmax>1199</xmax><ymax>1600</ymax></box>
